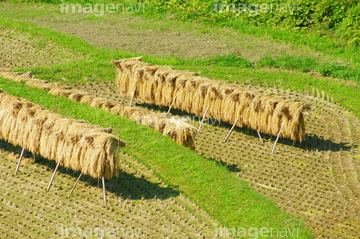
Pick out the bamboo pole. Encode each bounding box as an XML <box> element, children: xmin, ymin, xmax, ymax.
<box><xmin>271</xmin><ymin>122</ymin><xmax>285</xmax><ymax>154</ymax></box>
<box><xmin>167</xmin><ymin>92</ymin><xmax>178</xmax><ymax>114</ymax></box>
<box><xmin>14</xmin><ymin>146</ymin><xmax>25</xmax><ymax>175</ymax></box>
<box><xmin>197</xmin><ymin>105</ymin><xmax>209</xmax><ymax>133</ymax></box>
<box><xmin>120</xmin><ymin>97</ymin><xmax>126</xmax><ymax>104</ymax></box>
<box><xmin>68</xmin><ymin>172</ymin><xmax>83</xmax><ymax>197</ymax></box>
<box><xmin>257</xmin><ymin>131</ymin><xmax>263</xmax><ymax>143</ymax></box>
<box><xmin>129</xmin><ymin>87</ymin><xmax>136</xmax><ymax>107</ymax></box>
<box><xmin>102</xmin><ymin>176</ymin><xmax>107</xmax><ymax>207</ymax></box>
<box><xmin>47</xmin><ymin>157</ymin><xmax>62</xmax><ymax>191</ymax></box>
<box><xmin>224</xmin><ymin>118</ymin><xmax>239</xmax><ymax>142</ymax></box>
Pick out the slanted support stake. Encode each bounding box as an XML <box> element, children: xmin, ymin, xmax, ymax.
<box><xmin>167</xmin><ymin>92</ymin><xmax>178</xmax><ymax>114</ymax></box>
<box><xmin>14</xmin><ymin>146</ymin><xmax>25</xmax><ymax>175</ymax></box>
<box><xmin>102</xmin><ymin>176</ymin><xmax>107</xmax><ymax>207</ymax></box>
<box><xmin>197</xmin><ymin>105</ymin><xmax>209</xmax><ymax>133</ymax></box>
<box><xmin>68</xmin><ymin>172</ymin><xmax>83</xmax><ymax>197</ymax></box>
<box><xmin>47</xmin><ymin>157</ymin><xmax>62</xmax><ymax>191</ymax></box>
<box><xmin>224</xmin><ymin>118</ymin><xmax>239</xmax><ymax>142</ymax></box>
<box><xmin>271</xmin><ymin>122</ymin><xmax>285</xmax><ymax>154</ymax></box>
<box><xmin>257</xmin><ymin>131</ymin><xmax>263</xmax><ymax>143</ymax></box>
<box><xmin>129</xmin><ymin>87</ymin><xmax>136</xmax><ymax>107</ymax></box>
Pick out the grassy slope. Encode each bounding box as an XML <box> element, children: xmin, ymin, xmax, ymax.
<box><xmin>139</xmin><ymin>2</ymin><xmax>360</xmax><ymax>66</ymax></box>
<box><xmin>1</xmin><ymin>17</ymin><xmax>359</xmax><ymax>119</ymax></box>
<box><xmin>1</xmin><ymin>4</ymin><xmax>359</xmax><ymax>237</ymax></box>
<box><xmin>0</xmin><ymin>78</ymin><xmax>312</xmax><ymax>237</ymax></box>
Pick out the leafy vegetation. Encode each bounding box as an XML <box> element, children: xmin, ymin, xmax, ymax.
<box><xmin>139</xmin><ymin>0</ymin><xmax>360</xmax><ymax>67</ymax></box>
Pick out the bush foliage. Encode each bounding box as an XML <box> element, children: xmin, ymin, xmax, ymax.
<box><xmin>149</xmin><ymin>0</ymin><xmax>360</xmax><ymax>46</ymax></box>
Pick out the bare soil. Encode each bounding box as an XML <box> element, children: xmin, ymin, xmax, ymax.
<box><xmin>73</xmin><ymin>80</ymin><xmax>360</xmax><ymax>238</ymax></box>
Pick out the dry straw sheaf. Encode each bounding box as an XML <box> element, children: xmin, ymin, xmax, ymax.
<box><xmin>0</xmin><ymin>89</ymin><xmax>125</xmax><ymax>179</ymax></box>
<box><xmin>0</xmin><ymin>69</ymin><xmax>197</xmax><ymax>149</ymax></box>
<box><xmin>111</xmin><ymin>58</ymin><xmax>311</xmax><ymax>141</ymax></box>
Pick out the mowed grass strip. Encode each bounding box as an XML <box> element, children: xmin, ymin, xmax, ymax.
<box><xmin>2</xmin><ymin>18</ymin><xmax>359</xmax><ymax>121</ymax></box>
<box><xmin>0</xmin><ymin>78</ymin><xmax>312</xmax><ymax>238</ymax></box>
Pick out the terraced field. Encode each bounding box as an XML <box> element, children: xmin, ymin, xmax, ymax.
<box><xmin>1</xmin><ymin>1</ymin><xmax>360</xmax><ymax>238</ymax></box>
<box><xmin>73</xmin><ymin>80</ymin><xmax>360</xmax><ymax>238</ymax></box>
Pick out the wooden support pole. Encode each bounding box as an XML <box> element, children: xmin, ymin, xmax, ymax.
<box><xmin>68</xmin><ymin>172</ymin><xmax>83</xmax><ymax>198</ymax></box>
<box><xmin>271</xmin><ymin>122</ymin><xmax>285</xmax><ymax>154</ymax></box>
<box><xmin>120</xmin><ymin>97</ymin><xmax>126</xmax><ymax>104</ymax></box>
<box><xmin>14</xmin><ymin>146</ymin><xmax>25</xmax><ymax>175</ymax></box>
<box><xmin>129</xmin><ymin>87</ymin><xmax>136</xmax><ymax>107</ymax></box>
<box><xmin>167</xmin><ymin>92</ymin><xmax>178</xmax><ymax>114</ymax></box>
<box><xmin>102</xmin><ymin>176</ymin><xmax>107</xmax><ymax>207</ymax></box>
<box><xmin>224</xmin><ymin>118</ymin><xmax>239</xmax><ymax>142</ymax></box>
<box><xmin>197</xmin><ymin>105</ymin><xmax>209</xmax><ymax>133</ymax></box>
<box><xmin>47</xmin><ymin>157</ymin><xmax>62</xmax><ymax>192</ymax></box>
<box><xmin>257</xmin><ymin>130</ymin><xmax>263</xmax><ymax>143</ymax></box>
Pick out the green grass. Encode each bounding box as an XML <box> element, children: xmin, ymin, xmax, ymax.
<box><xmin>1</xmin><ymin>16</ymin><xmax>359</xmax><ymax>119</ymax></box>
<box><xmin>1</xmin><ymin>8</ymin><xmax>360</xmax><ymax>237</ymax></box>
<box><xmin>138</xmin><ymin>2</ymin><xmax>360</xmax><ymax>66</ymax></box>
<box><xmin>257</xmin><ymin>55</ymin><xmax>360</xmax><ymax>84</ymax></box>
<box><xmin>0</xmin><ymin>78</ymin><xmax>313</xmax><ymax>238</ymax></box>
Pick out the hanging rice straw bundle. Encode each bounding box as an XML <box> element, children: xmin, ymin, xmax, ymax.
<box><xmin>192</xmin><ymin>79</ymin><xmax>213</xmax><ymax>116</ymax></box>
<box><xmin>162</xmin><ymin>117</ymin><xmax>197</xmax><ymax>150</ymax></box>
<box><xmin>69</xmin><ymin>90</ymin><xmax>90</xmax><ymax>102</ymax></box>
<box><xmin>140</xmin><ymin>65</ymin><xmax>162</xmax><ymax>104</ymax></box>
<box><xmin>112</xmin><ymin>57</ymin><xmax>311</xmax><ymax>141</ymax></box>
<box><xmin>0</xmin><ymin>91</ymin><xmax>125</xmax><ymax>179</ymax></box>
<box><xmin>2</xmin><ymin>69</ymin><xmax>198</xmax><ymax>148</ymax></box>
<box><xmin>272</xmin><ymin>99</ymin><xmax>292</xmax><ymax>136</ymax></box>
<box><xmin>288</xmin><ymin>102</ymin><xmax>311</xmax><ymax>141</ymax></box>
<box><xmin>80</xmin><ymin>95</ymin><xmax>95</xmax><ymax>105</ymax></box>
<box><xmin>153</xmin><ymin>67</ymin><xmax>174</xmax><ymax>105</ymax></box>
<box><xmin>161</xmin><ymin>70</ymin><xmax>184</xmax><ymax>106</ymax></box>
<box><xmin>49</xmin><ymin>87</ymin><xmax>73</xmax><ymax>97</ymax></box>
<box><xmin>24</xmin><ymin>110</ymin><xmax>52</xmax><ymax>154</ymax></box>
<box><xmin>172</xmin><ymin>72</ymin><xmax>196</xmax><ymax>111</ymax></box>
<box><xmin>204</xmin><ymin>82</ymin><xmax>224</xmax><ymax>120</ymax></box>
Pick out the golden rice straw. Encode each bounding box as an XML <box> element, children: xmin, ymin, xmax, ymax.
<box><xmin>2</xmin><ymin>70</ymin><xmax>198</xmax><ymax>148</ymax></box>
<box><xmin>193</xmin><ymin>79</ymin><xmax>213</xmax><ymax>116</ymax></box>
<box><xmin>112</xmin><ymin>57</ymin><xmax>311</xmax><ymax>141</ymax></box>
<box><xmin>0</xmin><ymin>91</ymin><xmax>125</xmax><ymax>179</ymax></box>
<box><xmin>69</xmin><ymin>90</ymin><xmax>90</xmax><ymax>102</ymax></box>
<box><xmin>49</xmin><ymin>87</ymin><xmax>73</xmax><ymax>97</ymax></box>
<box><xmin>139</xmin><ymin>65</ymin><xmax>162</xmax><ymax>104</ymax></box>
<box><xmin>80</xmin><ymin>95</ymin><xmax>95</xmax><ymax>105</ymax></box>
<box><xmin>153</xmin><ymin>66</ymin><xmax>174</xmax><ymax>105</ymax></box>
<box><xmin>172</xmin><ymin>72</ymin><xmax>197</xmax><ymax>111</ymax></box>
<box><xmin>182</xmin><ymin>76</ymin><xmax>201</xmax><ymax>113</ymax></box>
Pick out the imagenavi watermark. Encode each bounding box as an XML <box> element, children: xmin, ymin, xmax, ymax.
<box><xmin>57</xmin><ymin>225</ymin><xmax>145</xmax><ymax>238</ymax></box>
<box><xmin>213</xmin><ymin>1</ymin><xmax>299</xmax><ymax>17</ymax></box>
<box><xmin>214</xmin><ymin>224</ymin><xmax>300</xmax><ymax>238</ymax></box>
<box><xmin>60</xmin><ymin>1</ymin><xmax>145</xmax><ymax>16</ymax></box>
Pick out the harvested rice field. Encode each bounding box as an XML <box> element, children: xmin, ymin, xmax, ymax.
<box><xmin>0</xmin><ymin>26</ymin><xmax>84</xmax><ymax>69</ymax></box>
<box><xmin>0</xmin><ymin>141</ymin><xmax>218</xmax><ymax>238</ymax></box>
<box><xmin>1</xmin><ymin>1</ymin><xmax>360</xmax><ymax>238</ymax></box>
<box><xmin>73</xmin><ymin>80</ymin><xmax>360</xmax><ymax>238</ymax></box>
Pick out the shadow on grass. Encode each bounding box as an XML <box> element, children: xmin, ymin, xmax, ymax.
<box><xmin>204</xmin><ymin>156</ymin><xmax>242</xmax><ymax>173</ymax></box>
<box><xmin>0</xmin><ymin>139</ymin><xmax>179</xmax><ymax>200</ymax></box>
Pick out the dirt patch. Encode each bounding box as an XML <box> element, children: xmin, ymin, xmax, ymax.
<box><xmin>0</xmin><ymin>26</ymin><xmax>84</xmax><ymax>69</ymax></box>
<box><xmin>74</xmin><ymin>81</ymin><xmax>360</xmax><ymax>238</ymax></box>
<box><xmin>0</xmin><ymin>2</ymin><xmax>341</xmax><ymax>62</ymax></box>
<box><xmin>0</xmin><ymin>139</ymin><xmax>219</xmax><ymax>238</ymax></box>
